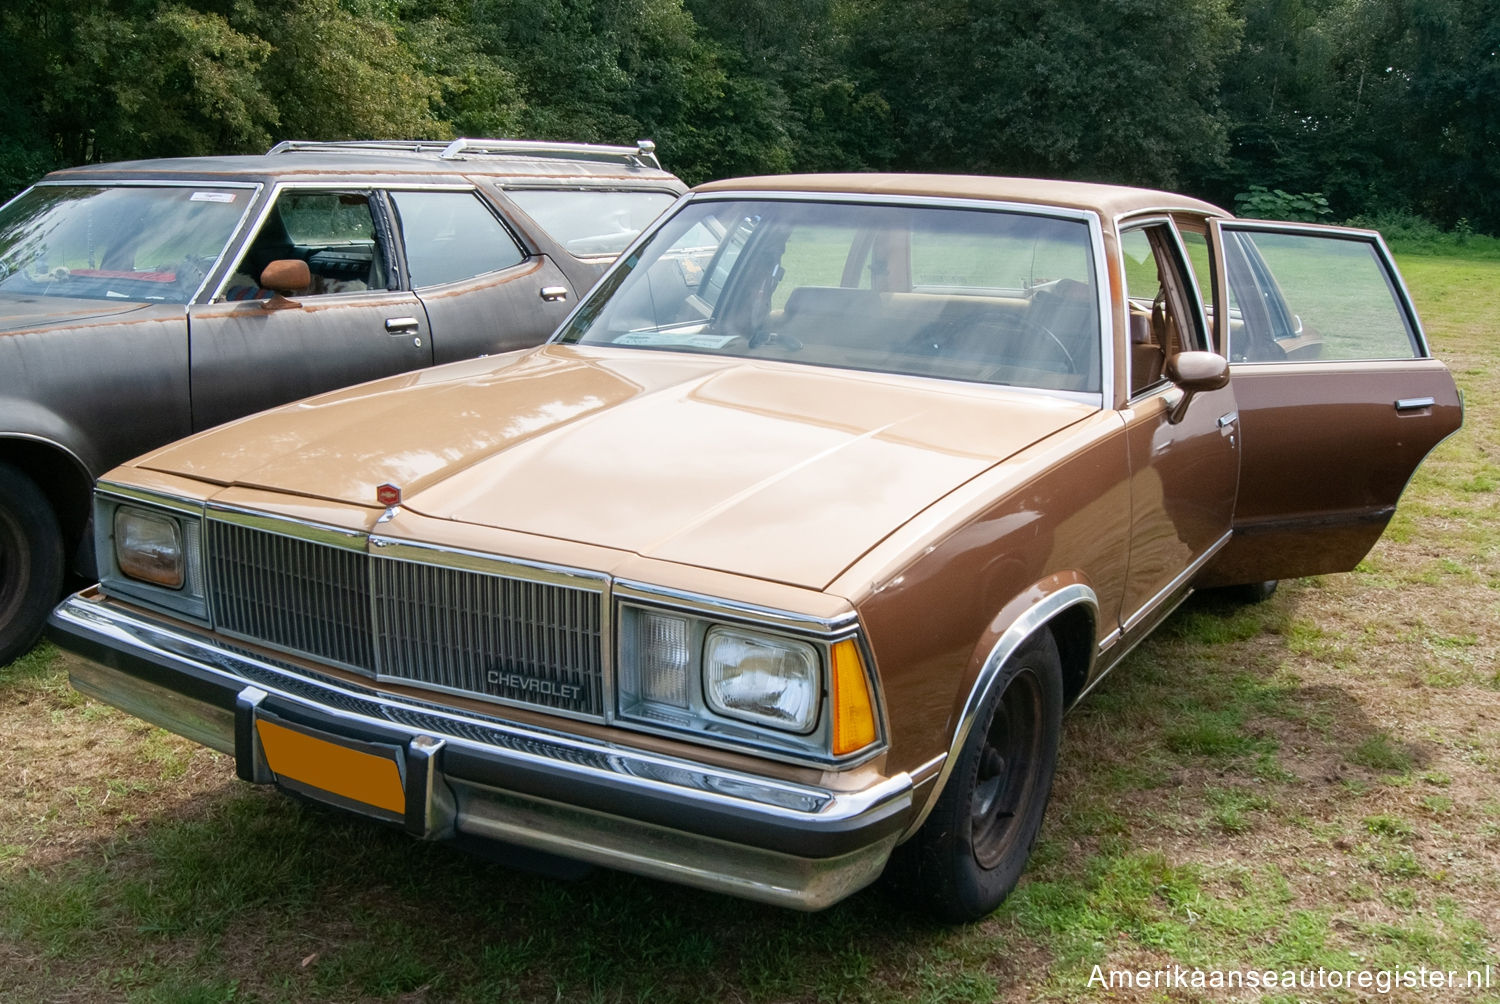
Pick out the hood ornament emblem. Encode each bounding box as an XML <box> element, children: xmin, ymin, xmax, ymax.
<box><xmin>376</xmin><ymin>483</ymin><xmax>402</xmax><ymax>507</ymax></box>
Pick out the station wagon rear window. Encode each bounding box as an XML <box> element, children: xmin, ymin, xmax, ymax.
<box><xmin>505</xmin><ymin>189</ymin><xmax>678</xmax><ymax>257</ymax></box>
<box><xmin>560</xmin><ymin>199</ymin><xmax>1102</xmax><ymax>393</ymax></box>
<box><xmin>0</xmin><ymin>185</ymin><xmax>250</xmax><ymax>304</ymax></box>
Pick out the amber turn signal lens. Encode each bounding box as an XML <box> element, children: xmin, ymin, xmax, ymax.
<box><xmin>830</xmin><ymin>639</ymin><xmax>877</xmax><ymax>755</ymax></box>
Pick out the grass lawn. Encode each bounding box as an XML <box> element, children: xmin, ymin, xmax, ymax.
<box><xmin>2</xmin><ymin>252</ymin><xmax>1496</xmax><ymax>1003</ymax></box>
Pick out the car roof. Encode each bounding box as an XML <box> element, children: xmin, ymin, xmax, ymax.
<box><xmin>41</xmin><ymin>139</ymin><xmax>683</xmax><ymax>189</ymax></box>
<box><xmin>691</xmin><ymin>173</ymin><xmax>1228</xmax><ymax>220</ymax></box>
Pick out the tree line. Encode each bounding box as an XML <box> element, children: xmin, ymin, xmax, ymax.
<box><xmin>2</xmin><ymin>0</ymin><xmax>1494</xmax><ymax>232</ymax></box>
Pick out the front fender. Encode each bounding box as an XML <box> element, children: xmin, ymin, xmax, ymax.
<box><xmin>901</xmin><ymin>576</ymin><xmax>1098</xmax><ymax>840</ymax></box>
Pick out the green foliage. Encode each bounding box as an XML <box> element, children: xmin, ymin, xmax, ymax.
<box><xmin>0</xmin><ymin>0</ymin><xmax>1496</xmax><ymax>233</ymax></box>
<box><xmin>1234</xmin><ymin>185</ymin><xmax>1332</xmax><ymax>222</ymax></box>
<box><xmin>843</xmin><ymin>0</ymin><xmax>1241</xmax><ymax>188</ymax></box>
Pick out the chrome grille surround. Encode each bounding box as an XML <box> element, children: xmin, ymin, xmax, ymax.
<box><xmin>203</xmin><ymin>507</ymin><xmax>608</xmax><ymax>718</ymax></box>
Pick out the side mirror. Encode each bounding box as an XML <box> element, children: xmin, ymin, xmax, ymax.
<box><xmin>258</xmin><ymin>259</ymin><xmax>311</xmax><ymax>308</ymax></box>
<box><xmin>1165</xmin><ymin>350</ymin><xmax>1229</xmax><ymax>424</ymax></box>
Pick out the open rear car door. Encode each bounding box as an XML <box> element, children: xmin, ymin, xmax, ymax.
<box><xmin>1197</xmin><ymin>220</ymin><xmax>1462</xmax><ymax>587</ymax></box>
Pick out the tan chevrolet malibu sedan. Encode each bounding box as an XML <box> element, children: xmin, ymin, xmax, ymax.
<box><xmin>49</xmin><ymin>175</ymin><xmax>1461</xmax><ymax>922</ymax></box>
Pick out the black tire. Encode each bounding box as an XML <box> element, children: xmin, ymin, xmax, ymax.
<box><xmin>888</xmin><ymin>629</ymin><xmax>1064</xmax><ymax>922</ymax></box>
<box><xmin>0</xmin><ymin>463</ymin><xmax>65</xmax><ymax>666</ymax></box>
<box><xmin>1210</xmin><ymin>580</ymin><xmax>1278</xmax><ymax>604</ymax></box>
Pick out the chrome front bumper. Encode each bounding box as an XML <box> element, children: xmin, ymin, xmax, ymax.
<box><xmin>48</xmin><ymin>591</ymin><xmax>912</xmax><ymax>910</ymax></box>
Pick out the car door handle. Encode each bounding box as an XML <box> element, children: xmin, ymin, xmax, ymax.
<box><xmin>1217</xmin><ymin>412</ymin><xmax>1238</xmax><ymax>428</ymax></box>
<box><xmin>384</xmin><ymin>316</ymin><xmax>421</xmax><ymax>334</ymax></box>
<box><xmin>539</xmin><ymin>286</ymin><xmax>569</xmax><ymax>302</ymax></box>
<box><xmin>1395</xmin><ymin>396</ymin><xmax>1435</xmax><ymax>412</ymax></box>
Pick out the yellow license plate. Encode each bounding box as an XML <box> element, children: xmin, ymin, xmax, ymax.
<box><xmin>255</xmin><ymin>719</ymin><xmax>405</xmax><ymax>815</ymax></box>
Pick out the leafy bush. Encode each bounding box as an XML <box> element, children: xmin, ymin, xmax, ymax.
<box><xmin>1233</xmin><ymin>186</ymin><xmax>1332</xmax><ymax>222</ymax></box>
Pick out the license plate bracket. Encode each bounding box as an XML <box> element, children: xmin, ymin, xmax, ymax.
<box><xmin>232</xmin><ymin>685</ymin><xmax>451</xmax><ymax>836</ymax></box>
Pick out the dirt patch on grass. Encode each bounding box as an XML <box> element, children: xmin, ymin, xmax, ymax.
<box><xmin>0</xmin><ymin>649</ymin><xmax>231</xmax><ymax>872</ymax></box>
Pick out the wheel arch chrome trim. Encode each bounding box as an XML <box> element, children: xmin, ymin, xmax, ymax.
<box><xmin>899</xmin><ymin>582</ymin><xmax>1099</xmax><ymax>841</ymax></box>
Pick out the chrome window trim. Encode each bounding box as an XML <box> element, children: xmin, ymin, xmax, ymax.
<box><xmin>683</xmin><ymin>190</ymin><xmax>1100</xmax><ymax>221</ymax></box>
<box><xmin>1118</xmin><ymin>215</ymin><xmax>1216</xmax><ymax>404</ymax></box>
<box><xmin>31</xmin><ymin>179</ymin><xmax>262</xmax><ymax>190</ymax></box>
<box><xmin>1114</xmin><ymin>206</ymin><xmax>1232</xmax><ymax>230</ymax></box>
<box><xmin>385</xmin><ymin>188</ymin><xmax>530</xmax><ymax>288</ymax></box>
<box><xmin>204</xmin><ymin>181</ymin><xmax>429</xmax><ymax>302</ymax></box>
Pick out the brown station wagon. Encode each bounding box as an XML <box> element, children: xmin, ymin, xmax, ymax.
<box><xmin>0</xmin><ymin>138</ymin><xmax>683</xmax><ymax>663</ymax></box>
<box><xmin>49</xmin><ymin>174</ymin><xmax>1461</xmax><ymax>921</ymax></box>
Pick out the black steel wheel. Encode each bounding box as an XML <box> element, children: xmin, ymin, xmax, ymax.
<box><xmin>0</xmin><ymin>462</ymin><xmax>64</xmax><ymax>666</ymax></box>
<box><xmin>887</xmin><ymin>629</ymin><xmax>1064</xmax><ymax>922</ymax></box>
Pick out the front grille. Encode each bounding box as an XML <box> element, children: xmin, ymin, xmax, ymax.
<box><xmin>372</xmin><ymin>558</ymin><xmax>603</xmax><ymax>715</ymax></box>
<box><xmin>207</xmin><ymin>520</ymin><xmax>375</xmax><ymax>671</ymax></box>
<box><xmin>204</xmin><ymin>518</ymin><xmax>604</xmax><ymax>716</ymax></box>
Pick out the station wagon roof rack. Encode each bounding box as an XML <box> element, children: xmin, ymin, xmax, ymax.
<box><xmin>265</xmin><ymin>138</ymin><xmax>662</xmax><ymax>170</ymax></box>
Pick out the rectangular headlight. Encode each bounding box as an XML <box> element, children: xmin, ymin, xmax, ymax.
<box><xmin>703</xmin><ymin>627</ymin><xmax>819</xmax><ymax>733</ymax></box>
<box><xmin>96</xmin><ymin>487</ymin><xmax>207</xmax><ymax>622</ymax></box>
<box><xmin>114</xmin><ymin>506</ymin><xmax>185</xmax><ymax>588</ymax></box>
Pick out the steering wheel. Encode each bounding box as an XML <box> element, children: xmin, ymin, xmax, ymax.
<box><xmin>1018</xmin><ymin>319</ymin><xmax>1076</xmax><ymax>371</ymax></box>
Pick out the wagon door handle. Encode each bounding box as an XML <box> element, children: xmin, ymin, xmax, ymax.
<box><xmin>1217</xmin><ymin>412</ymin><xmax>1238</xmax><ymax>428</ymax></box>
<box><xmin>1395</xmin><ymin>396</ymin><xmax>1435</xmax><ymax>412</ymax></box>
<box><xmin>384</xmin><ymin>316</ymin><xmax>421</xmax><ymax>333</ymax></box>
<box><xmin>539</xmin><ymin>286</ymin><xmax>569</xmax><ymax>302</ymax></box>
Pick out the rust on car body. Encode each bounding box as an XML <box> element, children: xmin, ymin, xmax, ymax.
<box><xmin>0</xmin><ymin>139</ymin><xmax>685</xmax><ymax>662</ymax></box>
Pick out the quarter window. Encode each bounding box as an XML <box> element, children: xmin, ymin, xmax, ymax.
<box><xmin>390</xmin><ymin>190</ymin><xmax>525</xmax><ymax>288</ymax></box>
<box><xmin>1120</xmin><ymin>223</ymin><xmax>1205</xmax><ymax>397</ymax></box>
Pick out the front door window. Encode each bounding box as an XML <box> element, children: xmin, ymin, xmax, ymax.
<box><xmin>220</xmin><ymin>191</ymin><xmax>389</xmax><ymax>300</ymax></box>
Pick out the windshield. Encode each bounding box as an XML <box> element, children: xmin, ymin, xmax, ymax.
<box><xmin>0</xmin><ymin>184</ymin><xmax>251</xmax><ymax>304</ymax></box>
<box><xmin>505</xmin><ymin>189</ymin><xmax>679</xmax><ymax>257</ymax></box>
<box><xmin>559</xmin><ymin>199</ymin><xmax>1101</xmax><ymax>393</ymax></box>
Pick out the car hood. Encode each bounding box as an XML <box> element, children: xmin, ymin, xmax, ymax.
<box><xmin>0</xmin><ymin>293</ymin><xmax>159</xmax><ymax>333</ymax></box>
<box><xmin>134</xmin><ymin>345</ymin><xmax>1095</xmax><ymax>589</ymax></box>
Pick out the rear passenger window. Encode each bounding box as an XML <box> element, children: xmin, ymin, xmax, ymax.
<box><xmin>390</xmin><ymin>191</ymin><xmax>524</xmax><ymax>288</ymax></box>
<box><xmin>1218</xmin><ymin>226</ymin><xmax>1420</xmax><ymax>362</ymax></box>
